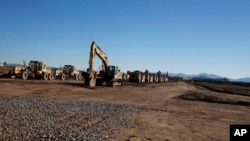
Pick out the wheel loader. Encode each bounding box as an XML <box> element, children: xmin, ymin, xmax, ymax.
<box><xmin>83</xmin><ymin>41</ymin><xmax>125</xmax><ymax>88</ymax></box>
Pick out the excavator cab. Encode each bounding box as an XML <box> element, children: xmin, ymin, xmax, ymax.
<box><xmin>107</xmin><ymin>66</ymin><xmax>118</xmax><ymax>78</ymax></box>
<box><xmin>63</xmin><ymin>65</ymin><xmax>74</xmax><ymax>74</ymax></box>
<box><xmin>29</xmin><ymin>61</ymin><xmax>45</xmax><ymax>71</ymax></box>
<box><xmin>106</xmin><ymin>65</ymin><xmax>123</xmax><ymax>86</ymax></box>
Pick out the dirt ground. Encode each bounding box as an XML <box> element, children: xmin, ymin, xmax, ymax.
<box><xmin>0</xmin><ymin>78</ymin><xmax>250</xmax><ymax>141</ymax></box>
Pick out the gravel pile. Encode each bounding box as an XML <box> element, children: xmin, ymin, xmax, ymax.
<box><xmin>0</xmin><ymin>96</ymin><xmax>135</xmax><ymax>141</ymax></box>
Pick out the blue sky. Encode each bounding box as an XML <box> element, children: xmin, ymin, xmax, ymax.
<box><xmin>0</xmin><ymin>0</ymin><xmax>249</xmax><ymax>79</ymax></box>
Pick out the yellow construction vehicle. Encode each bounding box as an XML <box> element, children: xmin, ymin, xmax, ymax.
<box><xmin>145</xmin><ymin>69</ymin><xmax>153</xmax><ymax>83</ymax></box>
<box><xmin>153</xmin><ymin>73</ymin><xmax>159</xmax><ymax>82</ymax></box>
<box><xmin>9</xmin><ymin>65</ymin><xmax>26</xmax><ymax>79</ymax></box>
<box><xmin>53</xmin><ymin>65</ymin><xmax>82</xmax><ymax>80</ymax></box>
<box><xmin>156</xmin><ymin>71</ymin><xmax>169</xmax><ymax>83</ymax></box>
<box><xmin>23</xmin><ymin>60</ymin><xmax>54</xmax><ymax>80</ymax></box>
<box><xmin>127</xmin><ymin>70</ymin><xmax>145</xmax><ymax>83</ymax></box>
<box><xmin>157</xmin><ymin>71</ymin><xmax>164</xmax><ymax>83</ymax></box>
<box><xmin>83</xmin><ymin>41</ymin><xmax>125</xmax><ymax>88</ymax></box>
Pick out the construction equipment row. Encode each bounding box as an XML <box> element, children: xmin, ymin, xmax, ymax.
<box><xmin>8</xmin><ymin>41</ymin><xmax>168</xmax><ymax>88</ymax></box>
<box><xmin>127</xmin><ymin>70</ymin><xmax>168</xmax><ymax>83</ymax></box>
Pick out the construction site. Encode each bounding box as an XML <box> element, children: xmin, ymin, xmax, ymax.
<box><xmin>0</xmin><ymin>41</ymin><xmax>250</xmax><ymax>141</ymax></box>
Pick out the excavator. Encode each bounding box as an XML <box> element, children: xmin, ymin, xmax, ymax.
<box><xmin>83</xmin><ymin>41</ymin><xmax>124</xmax><ymax>88</ymax></box>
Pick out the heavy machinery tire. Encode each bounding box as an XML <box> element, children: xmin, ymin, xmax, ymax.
<box><xmin>22</xmin><ymin>72</ymin><xmax>28</xmax><ymax>80</ymax></box>
<box><xmin>52</xmin><ymin>74</ymin><xmax>55</xmax><ymax>80</ymax></box>
<box><xmin>48</xmin><ymin>73</ymin><xmax>54</xmax><ymax>80</ymax></box>
<box><xmin>43</xmin><ymin>73</ymin><xmax>48</xmax><ymax>80</ymax></box>
<box><xmin>78</xmin><ymin>74</ymin><xmax>82</xmax><ymax>81</ymax></box>
<box><xmin>61</xmin><ymin>74</ymin><xmax>66</xmax><ymax>80</ymax></box>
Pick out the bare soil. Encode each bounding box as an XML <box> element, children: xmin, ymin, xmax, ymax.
<box><xmin>0</xmin><ymin>78</ymin><xmax>250</xmax><ymax>141</ymax></box>
<box><xmin>0</xmin><ymin>66</ymin><xmax>12</xmax><ymax>78</ymax></box>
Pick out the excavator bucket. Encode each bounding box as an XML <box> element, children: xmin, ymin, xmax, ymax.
<box><xmin>88</xmin><ymin>71</ymin><xmax>97</xmax><ymax>88</ymax></box>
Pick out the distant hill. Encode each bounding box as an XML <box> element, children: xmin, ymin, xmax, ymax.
<box><xmin>169</xmin><ymin>72</ymin><xmax>250</xmax><ymax>83</ymax></box>
<box><xmin>234</xmin><ymin>77</ymin><xmax>250</xmax><ymax>83</ymax></box>
<box><xmin>0</xmin><ymin>66</ymin><xmax>13</xmax><ymax>75</ymax></box>
<box><xmin>169</xmin><ymin>73</ymin><xmax>223</xmax><ymax>79</ymax></box>
<box><xmin>195</xmin><ymin>73</ymin><xmax>223</xmax><ymax>79</ymax></box>
<box><xmin>5</xmin><ymin>63</ymin><xmax>22</xmax><ymax>67</ymax></box>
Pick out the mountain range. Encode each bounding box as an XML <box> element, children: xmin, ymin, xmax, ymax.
<box><xmin>169</xmin><ymin>73</ymin><xmax>250</xmax><ymax>83</ymax></box>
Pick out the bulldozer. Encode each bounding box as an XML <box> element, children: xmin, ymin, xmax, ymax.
<box><xmin>21</xmin><ymin>60</ymin><xmax>54</xmax><ymax>80</ymax></box>
<box><xmin>83</xmin><ymin>41</ymin><xmax>125</xmax><ymax>88</ymax></box>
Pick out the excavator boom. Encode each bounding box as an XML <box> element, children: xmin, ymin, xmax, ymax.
<box><xmin>89</xmin><ymin>41</ymin><xmax>109</xmax><ymax>72</ymax></box>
